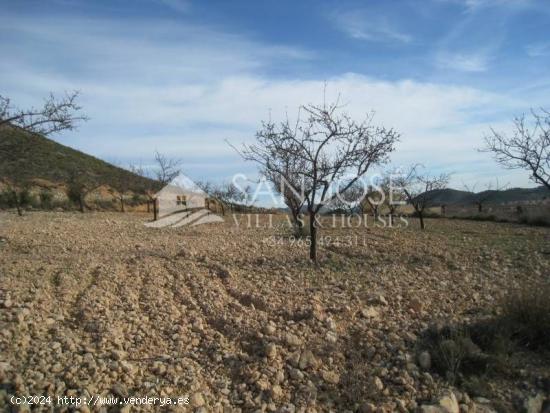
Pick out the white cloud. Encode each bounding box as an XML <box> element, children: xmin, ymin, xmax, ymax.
<box><xmin>436</xmin><ymin>52</ymin><xmax>490</xmax><ymax>72</ymax></box>
<box><xmin>0</xmin><ymin>13</ymin><xmax>537</xmax><ymax>188</ymax></box>
<box><xmin>330</xmin><ymin>9</ymin><xmax>411</xmax><ymax>43</ymax></box>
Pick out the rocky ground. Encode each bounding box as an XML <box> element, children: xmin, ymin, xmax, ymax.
<box><xmin>0</xmin><ymin>211</ymin><xmax>549</xmax><ymax>412</ymax></box>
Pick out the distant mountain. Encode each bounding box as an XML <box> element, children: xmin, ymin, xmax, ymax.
<box><xmin>424</xmin><ymin>186</ymin><xmax>550</xmax><ymax>206</ymax></box>
<box><xmin>0</xmin><ymin>124</ymin><xmax>157</xmax><ymax>193</ymax></box>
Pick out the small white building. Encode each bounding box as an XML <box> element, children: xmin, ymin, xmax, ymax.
<box><xmin>154</xmin><ymin>175</ymin><xmax>208</xmax><ymax>218</ymax></box>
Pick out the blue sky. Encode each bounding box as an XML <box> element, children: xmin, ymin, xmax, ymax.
<box><xmin>1</xmin><ymin>0</ymin><xmax>549</xmax><ymax>191</ymax></box>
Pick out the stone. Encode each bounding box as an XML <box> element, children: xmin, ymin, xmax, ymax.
<box><xmin>438</xmin><ymin>391</ymin><xmax>459</xmax><ymax>413</ymax></box>
<box><xmin>326</xmin><ymin>331</ymin><xmax>338</xmax><ymax>343</ymax></box>
<box><xmin>111</xmin><ymin>350</ymin><xmax>126</xmax><ymax>361</ymax></box>
<box><xmin>190</xmin><ymin>392</ymin><xmax>205</xmax><ymax>408</ymax></box>
<box><xmin>410</xmin><ymin>298</ymin><xmax>424</xmax><ymax>313</ymax></box>
<box><xmin>418</xmin><ymin>351</ymin><xmax>432</xmax><ymax>370</ymax></box>
<box><xmin>270</xmin><ymin>384</ymin><xmax>283</xmax><ymax>400</ymax></box>
<box><xmin>368</xmin><ymin>294</ymin><xmax>388</xmax><ymax>306</ymax></box>
<box><xmin>370</xmin><ymin>376</ymin><xmax>384</xmax><ymax>393</ymax></box>
<box><xmin>360</xmin><ymin>307</ymin><xmax>380</xmax><ymax>319</ymax></box>
<box><xmin>265</xmin><ymin>343</ymin><xmax>277</xmax><ymax>359</ymax></box>
<box><xmin>322</xmin><ymin>370</ymin><xmax>340</xmax><ymax>384</ymax></box>
<box><xmin>285</xmin><ymin>333</ymin><xmax>302</xmax><ymax>347</ymax></box>
<box><xmin>298</xmin><ymin>350</ymin><xmax>316</xmax><ymax>370</ymax></box>
<box><xmin>325</xmin><ymin>317</ymin><xmax>337</xmax><ymax>330</ymax></box>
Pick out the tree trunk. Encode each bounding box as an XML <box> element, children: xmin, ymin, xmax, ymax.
<box><xmin>153</xmin><ymin>198</ymin><xmax>158</xmax><ymax>220</ymax></box>
<box><xmin>15</xmin><ymin>203</ymin><xmax>22</xmax><ymax>216</ymax></box>
<box><xmin>309</xmin><ymin>211</ymin><xmax>317</xmax><ymax>261</ymax></box>
<box><xmin>78</xmin><ymin>197</ymin><xmax>84</xmax><ymax>213</ymax></box>
<box><xmin>419</xmin><ymin>212</ymin><xmax>425</xmax><ymax>230</ymax></box>
<box><xmin>120</xmin><ymin>196</ymin><xmax>125</xmax><ymax>213</ymax></box>
<box><xmin>477</xmin><ymin>203</ymin><xmax>482</xmax><ymax>213</ymax></box>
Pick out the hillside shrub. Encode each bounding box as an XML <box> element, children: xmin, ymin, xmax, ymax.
<box><xmin>419</xmin><ymin>284</ymin><xmax>550</xmax><ymax>384</ymax></box>
<box><xmin>39</xmin><ymin>190</ymin><xmax>53</xmax><ymax>209</ymax></box>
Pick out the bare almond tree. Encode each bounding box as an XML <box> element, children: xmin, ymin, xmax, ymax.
<box><xmin>0</xmin><ymin>91</ymin><xmax>88</xmax><ymax>135</ymax></box>
<box><xmin>396</xmin><ymin>165</ymin><xmax>450</xmax><ymax>230</ymax></box>
<box><xmin>237</xmin><ymin>98</ymin><xmax>399</xmax><ymax>261</ymax></box>
<box><xmin>483</xmin><ymin>109</ymin><xmax>550</xmax><ymax>190</ymax></box>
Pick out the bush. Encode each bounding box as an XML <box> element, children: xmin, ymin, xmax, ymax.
<box><xmin>421</xmin><ymin>323</ymin><xmax>491</xmax><ymax>382</ymax></box>
<box><xmin>499</xmin><ymin>284</ymin><xmax>550</xmax><ymax>350</ymax></box>
<box><xmin>419</xmin><ymin>284</ymin><xmax>550</xmax><ymax>385</ymax></box>
<box><xmin>518</xmin><ymin>213</ymin><xmax>550</xmax><ymax>227</ymax></box>
<box><xmin>0</xmin><ymin>188</ymin><xmax>33</xmax><ymax>210</ymax></box>
<box><xmin>39</xmin><ymin>190</ymin><xmax>53</xmax><ymax>209</ymax></box>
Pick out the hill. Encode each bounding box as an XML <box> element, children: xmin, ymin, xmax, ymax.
<box><xmin>424</xmin><ymin>186</ymin><xmax>550</xmax><ymax>206</ymax></box>
<box><xmin>0</xmin><ymin>124</ymin><xmax>158</xmax><ymax>193</ymax></box>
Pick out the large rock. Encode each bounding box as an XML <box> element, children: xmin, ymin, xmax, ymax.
<box><xmin>524</xmin><ymin>393</ymin><xmax>545</xmax><ymax>413</ymax></box>
<box><xmin>420</xmin><ymin>390</ymin><xmax>459</xmax><ymax>413</ymax></box>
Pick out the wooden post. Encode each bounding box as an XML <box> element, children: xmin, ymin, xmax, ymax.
<box><xmin>153</xmin><ymin>198</ymin><xmax>158</xmax><ymax>221</ymax></box>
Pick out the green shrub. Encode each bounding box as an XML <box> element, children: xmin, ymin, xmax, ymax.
<box><xmin>39</xmin><ymin>190</ymin><xmax>53</xmax><ymax>209</ymax></box>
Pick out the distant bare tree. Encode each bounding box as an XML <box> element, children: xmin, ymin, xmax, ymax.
<box><xmin>237</xmin><ymin>97</ymin><xmax>399</xmax><ymax>261</ymax></box>
<box><xmin>380</xmin><ymin>172</ymin><xmax>405</xmax><ymax>225</ymax></box>
<box><xmin>483</xmin><ymin>109</ymin><xmax>550</xmax><ymax>190</ymax></box>
<box><xmin>128</xmin><ymin>163</ymin><xmax>158</xmax><ymax>213</ymax></box>
<box><xmin>198</xmin><ymin>181</ymin><xmax>250</xmax><ymax>215</ymax></box>
<box><xmin>361</xmin><ymin>183</ymin><xmax>384</xmax><ymax>219</ymax></box>
<box><xmin>153</xmin><ymin>151</ymin><xmax>182</xmax><ymax>186</ymax></box>
<box><xmin>463</xmin><ymin>179</ymin><xmax>509</xmax><ymax>213</ymax></box>
<box><xmin>0</xmin><ymin>91</ymin><xmax>87</xmax><ymax>135</ymax></box>
<box><xmin>148</xmin><ymin>152</ymin><xmax>182</xmax><ymax>219</ymax></box>
<box><xmin>396</xmin><ymin>165</ymin><xmax>450</xmax><ymax>230</ymax></box>
<box><xmin>329</xmin><ymin>180</ymin><xmax>366</xmax><ymax>215</ymax></box>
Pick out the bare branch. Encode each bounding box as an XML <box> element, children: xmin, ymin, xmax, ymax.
<box><xmin>482</xmin><ymin>108</ymin><xmax>550</xmax><ymax>190</ymax></box>
<box><xmin>0</xmin><ymin>91</ymin><xmax>88</xmax><ymax>135</ymax></box>
<box><xmin>235</xmin><ymin>95</ymin><xmax>399</xmax><ymax>260</ymax></box>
